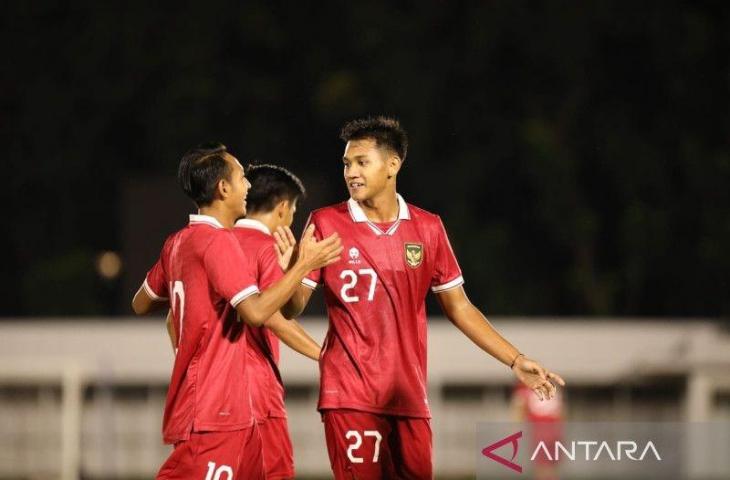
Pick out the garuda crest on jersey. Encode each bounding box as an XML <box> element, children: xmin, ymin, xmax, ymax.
<box><xmin>404</xmin><ymin>243</ymin><xmax>423</xmax><ymax>268</ymax></box>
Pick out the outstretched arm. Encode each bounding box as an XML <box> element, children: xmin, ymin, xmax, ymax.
<box><xmin>435</xmin><ymin>286</ymin><xmax>565</xmax><ymax>400</ymax></box>
<box><xmin>264</xmin><ymin>313</ymin><xmax>321</xmax><ymax>361</ymax></box>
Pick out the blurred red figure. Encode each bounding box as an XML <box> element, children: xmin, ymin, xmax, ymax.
<box><xmin>513</xmin><ymin>382</ymin><xmax>565</xmax><ymax>480</ymax></box>
<box><xmin>278</xmin><ymin>118</ymin><xmax>566</xmax><ymax>479</ymax></box>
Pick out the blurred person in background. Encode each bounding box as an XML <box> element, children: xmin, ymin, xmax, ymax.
<box><xmin>277</xmin><ymin>117</ymin><xmax>566</xmax><ymax>479</ymax></box>
<box><xmin>131</xmin><ymin>143</ymin><xmax>341</xmax><ymax>480</ymax></box>
<box><xmin>513</xmin><ymin>381</ymin><xmax>565</xmax><ymax>480</ymax></box>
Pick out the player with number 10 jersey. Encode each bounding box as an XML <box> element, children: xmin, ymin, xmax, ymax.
<box><xmin>131</xmin><ymin>144</ymin><xmax>342</xmax><ymax>480</ymax></box>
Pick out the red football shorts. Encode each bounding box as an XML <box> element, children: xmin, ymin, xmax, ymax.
<box><xmin>259</xmin><ymin>417</ymin><xmax>295</xmax><ymax>479</ymax></box>
<box><xmin>156</xmin><ymin>426</ymin><xmax>264</xmax><ymax>480</ymax></box>
<box><xmin>322</xmin><ymin>409</ymin><xmax>433</xmax><ymax>479</ymax></box>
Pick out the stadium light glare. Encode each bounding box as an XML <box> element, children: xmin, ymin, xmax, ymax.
<box><xmin>96</xmin><ymin>251</ymin><xmax>122</xmax><ymax>279</ymax></box>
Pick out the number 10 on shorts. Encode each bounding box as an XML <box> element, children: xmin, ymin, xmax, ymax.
<box><xmin>346</xmin><ymin>430</ymin><xmax>382</xmax><ymax>463</ymax></box>
<box><xmin>204</xmin><ymin>462</ymin><xmax>232</xmax><ymax>480</ymax></box>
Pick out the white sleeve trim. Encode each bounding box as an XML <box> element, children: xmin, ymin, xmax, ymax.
<box><xmin>143</xmin><ymin>278</ymin><xmax>168</xmax><ymax>301</ymax></box>
<box><xmin>431</xmin><ymin>275</ymin><xmax>464</xmax><ymax>293</ymax></box>
<box><xmin>230</xmin><ymin>285</ymin><xmax>260</xmax><ymax>307</ymax></box>
<box><xmin>301</xmin><ymin>277</ymin><xmax>319</xmax><ymax>290</ymax></box>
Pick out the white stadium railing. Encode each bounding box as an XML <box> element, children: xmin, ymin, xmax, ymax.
<box><xmin>1</xmin><ymin>318</ymin><xmax>729</xmax><ymax>479</ymax></box>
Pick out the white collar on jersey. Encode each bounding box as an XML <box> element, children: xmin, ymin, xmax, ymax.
<box><xmin>347</xmin><ymin>193</ymin><xmax>411</xmax><ymax>236</ymax></box>
<box><xmin>233</xmin><ymin>218</ymin><xmax>271</xmax><ymax>235</ymax></box>
<box><xmin>189</xmin><ymin>214</ymin><xmax>224</xmax><ymax>229</ymax></box>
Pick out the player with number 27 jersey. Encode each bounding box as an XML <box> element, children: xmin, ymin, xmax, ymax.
<box><xmin>292</xmin><ymin>116</ymin><xmax>564</xmax><ymax>479</ymax></box>
<box><xmin>303</xmin><ymin>194</ymin><xmax>463</xmax><ymax>418</ymax></box>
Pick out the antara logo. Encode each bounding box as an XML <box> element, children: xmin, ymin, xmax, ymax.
<box><xmin>482</xmin><ymin>431</ymin><xmax>662</xmax><ymax>473</ymax></box>
<box><xmin>531</xmin><ymin>440</ymin><xmax>662</xmax><ymax>462</ymax></box>
<box><xmin>482</xmin><ymin>431</ymin><xmax>523</xmax><ymax>473</ymax></box>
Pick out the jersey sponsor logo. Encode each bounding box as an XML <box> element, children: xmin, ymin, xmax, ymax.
<box><xmin>404</xmin><ymin>243</ymin><xmax>423</xmax><ymax>268</ymax></box>
<box><xmin>348</xmin><ymin>247</ymin><xmax>362</xmax><ymax>265</ymax></box>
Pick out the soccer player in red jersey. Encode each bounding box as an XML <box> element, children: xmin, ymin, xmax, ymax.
<box><xmin>130</xmin><ymin>143</ymin><xmax>342</xmax><ymax>480</ymax></box>
<box><xmin>232</xmin><ymin>164</ymin><xmax>322</xmax><ymax>480</ymax></box>
<box><xmin>513</xmin><ymin>382</ymin><xmax>564</xmax><ymax>480</ymax></box>
<box><xmin>282</xmin><ymin>118</ymin><xmax>566</xmax><ymax>479</ymax></box>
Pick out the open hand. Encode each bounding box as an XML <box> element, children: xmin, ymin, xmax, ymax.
<box><xmin>274</xmin><ymin>226</ymin><xmax>297</xmax><ymax>271</ymax></box>
<box><xmin>297</xmin><ymin>224</ymin><xmax>342</xmax><ymax>271</ymax></box>
<box><xmin>512</xmin><ymin>356</ymin><xmax>565</xmax><ymax>401</ymax></box>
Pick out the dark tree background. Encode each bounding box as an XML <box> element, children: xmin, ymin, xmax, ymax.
<box><xmin>2</xmin><ymin>1</ymin><xmax>728</xmax><ymax>318</ymax></box>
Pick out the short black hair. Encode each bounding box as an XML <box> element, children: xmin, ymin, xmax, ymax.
<box><xmin>340</xmin><ymin>116</ymin><xmax>408</xmax><ymax>161</ymax></box>
<box><xmin>177</xmin><ymin>142</ymin><xmax>232</xmax><ymax>208</ymax></box>
<box><xmin>245</xmin><ymin>163</ymin><xmax>306</xmax><ymax>214</ymax></box>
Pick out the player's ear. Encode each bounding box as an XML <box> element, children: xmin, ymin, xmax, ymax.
<box><xmin>387</xmin><ymin>154</ymin><xmax>402</xmax><ymax>179</ymax></box>
<box><xmin>216</xmin><ymin>177</ymin><xmax>229</xmax><ymax>200</ymax></box>
<box><xmin>275</xmin><ymin>199</ymin><xmax>289</xmax><ymax>219</ymax></box>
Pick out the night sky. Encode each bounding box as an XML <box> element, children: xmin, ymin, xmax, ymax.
<box><xmin>2</xmin><ymin>1</ymin><xmax>729</xmax><ymax>318</ymax></box>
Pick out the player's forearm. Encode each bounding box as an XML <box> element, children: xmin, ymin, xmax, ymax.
<box><xmin>290</xmin><ymin>320</ymin><xmax>321</xmax><ymax>359</ymax></box>
<box><xmin>264</xmin><ymin>315</ymin><xmax>321</xmax><ymax>361</ymax></box>
<box><xmin>280</xmin><ymin>285</ymin><xmax>313</xmax><ymax>319</ymax></box>
<box><xmin>447</xmin><ymin>303</ymin><xmax>521</xmax><ymax>367</ymax></box>
<box><xmin>237</xmin><ymin>262</ymin><xmax>310</xmax><ymax>326</ymax></box>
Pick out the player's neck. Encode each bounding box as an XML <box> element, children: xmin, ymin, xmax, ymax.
<box><xmin>198</xmin><ymin>205</ymin><xmax>236</xmax><ymax>229</ymax></box>
<box><xmin>245</xmin><ymin>212</ymin><xmax>276</xmax><ymax>234</ymax></box>
<box><xmin>358</xmin><ymin>189</ymin><xmax>399</xmax><ymax>223</ymax></box>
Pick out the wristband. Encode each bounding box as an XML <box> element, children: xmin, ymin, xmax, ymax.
<box><xmin>510</xmin><ymin>353</ymin><xmax>524</xmax><ymax>369</ymax></box>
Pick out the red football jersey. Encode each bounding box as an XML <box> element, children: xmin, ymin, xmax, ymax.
<box><xmin>303</xmin><ymin>195</ymin><xmax>463</xmax><ymax>417</ymax></box>
<box><xmin>144</xmin><ymin>214</ymin><xmax>260</xmax><ymax>443</ymax></box>
<box><xmin>232</xmin><ymin>219</ymin><xmax>287</xmax><ymax>420</ymax></box>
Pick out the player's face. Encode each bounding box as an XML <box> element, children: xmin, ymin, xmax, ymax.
<box><xmin>224</xmin><ymin>154</ymin><xmax>250</xmax><ymax>217</ymax></box>
<box><xmin>343</xmin><ymin>139</ymin><xmax>392</xmax><ymax>202</ymax></box>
